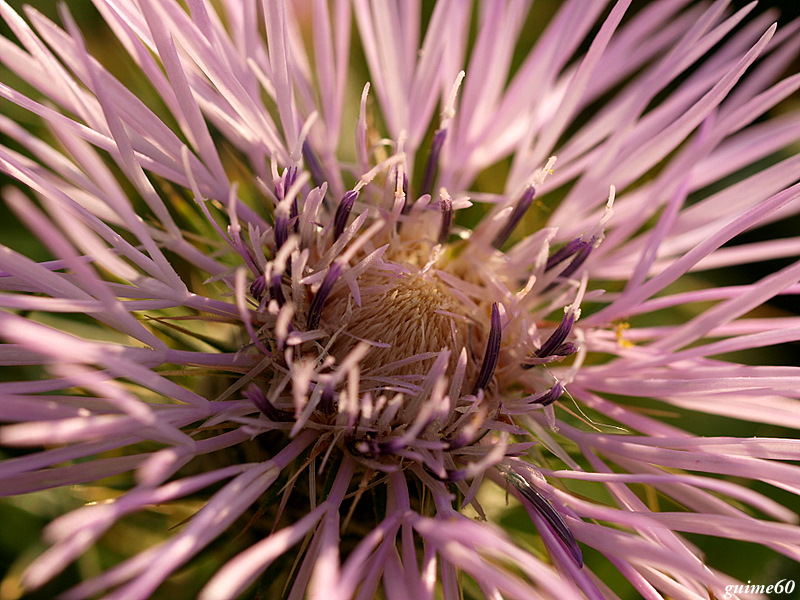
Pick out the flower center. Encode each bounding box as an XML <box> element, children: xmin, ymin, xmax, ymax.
<box><xmin>322</xmin><ymin>271</ymin><xmax>479</xmax><ymax>380</ymax></box>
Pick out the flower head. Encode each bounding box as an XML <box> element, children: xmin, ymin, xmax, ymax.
<box><xmin>2</xmin><ymin>1</ymin><xmax>800</xmax><ymax>599</ymax></box>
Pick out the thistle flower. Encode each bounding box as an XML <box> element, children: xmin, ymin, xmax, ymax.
<box><xmin>2</xmin><ymin>1</ymin><xmax>800</xmax><ymax>599</ymax></box>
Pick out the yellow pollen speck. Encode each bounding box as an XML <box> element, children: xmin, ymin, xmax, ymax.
<box><xmin>614</xmin><ymin>321</ymin><xmax>634</xmax><ymax>348</ymax></box>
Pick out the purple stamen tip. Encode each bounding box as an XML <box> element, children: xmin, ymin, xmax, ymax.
<box><xmin>333</xmin><ymin>190</ymin><xmax>359</xmax><ymax>241</ymax></box>
<box><xmin>290</xmin><ymin>203</ymin><xmax>299</xmax><ymax>234</ymax></box>
<box><xmin>245</xmin><ymin>385</ymin><xmax>293</xmax><ymax>422</ymax></box>
<box><xmin>529</xmin><ymin>382</ymin><xmax>564</xmax><ymax>407</ymax></box>
<box><xmin>492</xmin><ymin>185</ymin><xmax>536</xmax><ymax>249</ymax></box>
<box><xmin>501</xmin><ymin>468</ymin><xmax>583</xmax><ymax>567</ymax></box>
<box><xmin>250</xmin><ymin>275</ymin><xmax>267</xmax><ymax>300</ymax></box>
<box><xmin>421</xmin><ymin>128</ymin><xmax>447</xmax><ymax>198</ymax></box>
<box><xmin>556</xmin><ymin>240</ymin><xmax>593</xmax><ymax>280</ymax></box>
<box><xmin>543</xmin><ymin>239</ymin><xmax>595</xmax><ymax>292</ymax></box>
<box><xmin>472</xmin><ymin>303</ymin><xmax>502</xmax><ymax>394</ymax></box>
<box><xmin>438</xmin><ymin>194</ymin><xmax>453</xmax><ymax>244</ymax></box>
<box><xmin>274</xmin><ymin>215</ymin><xmax>289</xmax><ymax>250</ymax></box>
<box><xmin>535</xmin><ymin>312</ymin><xmax>575</xmax><ymax>358</ymax></box>
<box><xmin>285</xmin><ymin>166</ymin><xmax>298</xmax><ymax>194</ymax></box>
<box><xmin>270</xmin><ymin>272</ymin><xmax>286</xmax><ymax>306</ymax></box>
<box><xmin>306</xmin><ymin>262</ymin><xmax>343</xmax><ymax>330</ymax></box>
<box><xmin>423</xmin><ymin>464</ymin><xmax>466</xmax><ymax>482</ymax></box>
<box><xmin>285</xmin><ymin>166</ymin><xmax>300</xmax><ymax>233</ymax></box>
<box><xmin>553</xmin><ymin>342</ymin><xmax>577</xmax><ymax>357</ymax></box>
<box><xmin>546</xmin><ymin>238</ymin><xmax>589</xmax><ymax>272</ymax></box>
<box><xmin>302</xmin><ymin>140</ymin><xmax>327</xmax><ymax>189</ymax></box>
<box><xmin>441</xmin><ymin>468</ymin><xmax>467</xmax><ymax>482</ymax></box>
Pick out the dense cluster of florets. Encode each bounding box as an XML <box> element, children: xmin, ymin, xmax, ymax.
<box><xmin>2</xmin><ymin>2</ymin><xmax>800</xmax><ymax>599</ymax></box>
<box><xmin>233</xmin><ymin>145</ymin><xmax>592</xmax><ymax>488</ymax></box>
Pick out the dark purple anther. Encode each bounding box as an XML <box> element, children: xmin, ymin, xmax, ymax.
<box><xmin>555</xmin><ymin>239</ymin><xmax>593</xmax><ymax>280</ymax></box>
<box><xmin>472</xmin><ymin>303</ymin><xmax>502</xmax><ymax>395</ymax></box>
<box><xmin>543</xmin><ymin>238</ymin><xmax>595</xmax><ymax>292</ymax></box>
<box><xmin>421</xmin><ymin>128</ymin><xmax>447</xmax><ymax>198</ymax></box>
<box><xmin>545</xmin><ymin>238</ymin><xmax>589</xmax><ymax>272</ymax></box>
<box><xmin>245</xmin><ymin>385</ymin><xmax>293</xmax><ymax>422</ymax></box>
<box><xmin>284</xmin><ymin>166</ymin><xmax>299</xmax><ymax>233</ymax></box>
<box><xmin>250</xmin><ymin>275</ymin><xmax>267</xmax><ymax>300</ymax></box>
<box><xmin>501</xmin><ymin>467</ymin><xmax>583</xmax><ymax>567</ymax></box>
<box><xmin>302</xmin><ymin>140</ymin><xmax>327</xmax><ymax>189</ymax></box>
<box><xmin>333</xmin><ymin>190</ymin><xmax>359</xmax><ymax>241</ymax></box>
<box><xmin>438</xmin><ymin>193</ymin><xmax>453</xmax><ymax>244</ymax></box>
<box><xmin>433</xmin><ymin>467</ymin><xmax>467</xmax><ymax>482</ymax></box>
<box><xmin>274</xmin><ymin>214</ymin><xmax>289</xmax><ymax>250</ymax></box>
<box><xmin>535</xmin><ymin>311</ymin><xmax>575</xmax><ymax>358</ymax></box>
<box><xmin>528</xmin><ymin>382</ymin><xmax>564</xmax><ymax>407</ymax></box>
<box><xmin>284</xmin><ymin>165</ymin><xmax>298</xmax><ymax>194</ymax></box>
<box><xmin>306</xmin><ymin>262</ymin><xmax>343</xmax><ymax>330</ymax></box>
<box><xmin>552</xmin><ymin>342</ymin><xmax>577</xmax><ymax>357</ymax></box>
<box><xmin>492</xmin><ymin>185</ymin><xmax>537</xmax><ymax>249</ymax></box>
<box><xmin>269</xmin><ymin>271</ymin><xmax>286</xmax><ymax>306</ymax></box>
<box><xmin>291</xmin><ymin>200</ymin><xmax>300</xmax><ymax>233</ymax></box>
